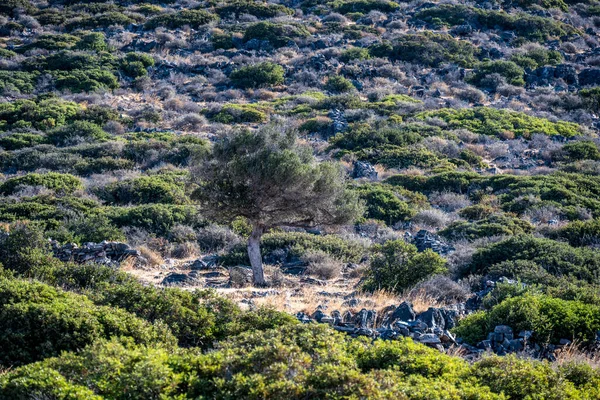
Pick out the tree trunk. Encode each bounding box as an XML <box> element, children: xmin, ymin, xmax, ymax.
<box><xmin>247</xmin><ymin>225</ymin><xmax>266</xmax><ymax>286</ymax></box>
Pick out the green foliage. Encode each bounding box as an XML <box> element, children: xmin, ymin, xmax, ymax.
<box><xmin>362</xmin><ymin>239</ymin><xmax>447</xmax><ymax>293</ymax></box>
<box><xmin>243</xmin><ymin>21</ymin><xmax>310</xmax><ymax>47</ymax></box>
<box><xmin>0</xmin><ymin>172</ymin><xmax>83</xmax><ymax>195</ymax></box>
<box><xmin>0</xmin><ymin>277</ymin><xmax>176</xmax><ymax>366</ymax></box>
<box><xmin>325</xmin><ymin>75</ymin><xmax>355</xmax><ymax>93</ymax></box>
<box><xmin>510</xmin><ymin>47</ymin><xmax>563</xmax><ymax>69</ymax></box>
<box><xmin>455</xmin><ymin>294</ymin><xmax>600</xmax><ymax>345</ymax></box>
<box><xmin>0</xmin><ymin>132</ymin><xmax>46</xmax><ymax>150</ymax></box>
<box><xmin>209</xmin><ymin>104</ymin><xmax>268</xmax><ymax>123</ymax></box>
<box><xmin>221</xmin><ymin>231</ymin><xmax>368</xmax><ymax>265</ymax></box>
<box><xmin>230</xmin><ymin>62</ymin><xmax>285</xmax><ymax>89</ymax></box>
<box><xmin>352</xmin><ymin>183</ymin><xmax>424</xmax><ymax>225</ymax></box>
<box><xmin>371</xmin><ymin>32</ymin><xmax>478</xmax><ymax>67</ymax></box>
<box><xmin>550</xmin><ymin>218</ymin><xmax>600</xmax><ymax>247</ymax></box>
<box><xmin>467</xmin><ymin>235</ymin><xmax>600</xmax><ymax>285</ymax></box>
<box><xmin>0</xmin><ymin>97</ymin><xmax>81</xmax><ymax>131</ymax></box>
<box><xmin>415</xmin><ymin>4</ymin><xmax>578</xmax><ymax>42</ymax></box>
<box><xmin>0</xmin><ymin>71</ymin><xmax>39</xmax><ymax>94</ymax></box>
<box><xmin>97</xmin><ymin>174</ymin><xmax>188</xmax><ymax>205</ymax></box>
<box><xmin>440</xmin><ymin>215</ymin><xmax>534</xmax><ymax>240</ymax></box>
<box><xmin>18</xmin><ymin>34</ymin><xmax>80</xmax><ymax>52</ymax></box>
<box><xmin>416</xmin><ymin>107</ymin><xmax>582</xmax><ymax>138</ymax></box>
<box><xmin>0</xmin><ymin>0</ymin><xmax>33</xmax><ymax>17</ymax></box>
<box><xmin>108</xmin><ymin>204</ymin><xmax>204</xmax><ymax>236</ymax></box>
<box><xmin>579</xmin><ymin>87</ymin><xmax>600</xmax><ymax>112</ymax></box>
<box><xmin>468</xmin><ymin>61</ymin><xmax>525</xmax><ymax>87</ymax></box>
<box><xmin>47</xmin><ymin>121</ymin><xmax>109</xmax><ymax>146</ymax></box>
<box><xmin>74</xmin><ymin>32</ymin><xmax>108</xmax><ymax>52</ymax></box>
<box><xmin>144</xmin><ymin>9</ymin><xmax>219</xmax><ymax>30</ymax></box>
<box><xmin>340</xmin><ymin>47</ymin><xmax>370</xmax><ymax>62</ymax></box>
<box><xmin>332</xmin><ymin>0</ymin><xmax>399</xmax><ymax>14</ymax></box>
<box><xmin>120</xmin><ymin>52</ymin><xmax>155</xmax><ymax>78</ymax></box>
<box><xmin>561</xmin><ymin>141</ymin><xmax>600</xmax><ymax>161</ymax></box>
<box><xmin>216</xmin><ymin>1</ymin><xmax>294</xmax><ymax>18</ymax></box>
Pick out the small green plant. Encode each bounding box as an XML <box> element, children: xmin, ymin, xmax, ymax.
<box><xmin>230</xmin><ymin>62</ymin><xmax>285</xmax><ymax>89</ymax></box>
<box><xmin>362</xmin><ymin>239</ymin><xmax>447</xmax><ymax>293</ymax></box>
<box><xmin>325</xmin><ymin>75</ymin><xmax>355</xmax><ymax>93</ymax></box>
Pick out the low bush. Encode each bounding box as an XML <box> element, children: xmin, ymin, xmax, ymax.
<box><xmin>325</xmin><ymin>75</ymin><xmax>355</xmax><ymax>93</ymax></box>
<box><xmin>145</xmin><ymin>10</ymin><xmax>219</xmax><ymax>30</ymax></box>
<box><xmin>97</xmin><ymin>175</ymin><xmax>188</xmax><ymax>205</ymax></box>
<box><xmin>362</xmin><ymin>239</ymin><xmax>447</xmax><ymax>293</ymax></box>
<box><xmin>0</xmin><ymin>172</ymin><xmax>83</xmax><ymax>195</ymax></box>
<box><xmin>47</xmin><ymin>121</ymin><xmax>109</xmax><ymax>146</ymax></box>
<box><xmin>371</xmin><ymin>32</ymin><xmax>478</xmax><ymax>67</ymax></box>
<box><xmin>243</xmin><ymin>21</ymin><xmax>310</xmax><ymax>48</ymax></box>
<box><xmin>416</xmin><ymin>107</ymin><xmax>582</xmax><ymax>138</ymax></box>
<box><xmin>466</xmin><ymin>235</ymin><xmax>600</xmax><ymax>284</ymax></box>
<box><xmin>454</xmin><ymin>293</ymin><xmax>600</xmax><ymax>345</ymax></box>
<box><xmin>332</xmin><ymin>0</ymin><xmax>399</xmax><ymax>14</ymax></box>
<box><xmin>230</xmin><ymin>62</ymin><xmax>284</xmax><ymax>89</ymax></box>
<box><xmin>468</xmin><ymin>61</ymin><xmax>525</xmax><ymax>88</ymax></box>
<box><xmin>0</xmin><ymin>277</ymin><xmax>176</xmax><ymax>366</ymax></box>
<box><xmin>209</xmin><ymin>104</ymin><xmax>268</xmax><ymax>123</ymax></box>
<box><xmin>216</xmin><ymin>1</ymin><xmax>293</xmax><ymax>18</ymax></box>
<box><xmin>440</xmin><ymin>216</ymin><xmax>534</xmax><ymax>240</ymax></box>
<box><xmin>352</xmin><ymin>183</ymin><xmax>424</xmax><ymax>225</ymax></box>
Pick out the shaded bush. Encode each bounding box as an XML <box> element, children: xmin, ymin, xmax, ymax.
<box><xmin>145</xmin><ymin>10</ymin><xmax>218</xmax><ymax>30</ymax></box>
<box><xmin>362</xmin><ymin>239</ymin><xmax>447</xmax><ymax>293</ymax></box>
<box><xmin>230</xmin><ymin>62</ymin><xmax>284</xmax><ymax>89</ymax></box>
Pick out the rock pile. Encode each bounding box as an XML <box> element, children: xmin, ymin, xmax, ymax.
<box><xmin>49</xmin><ymin>240</ymin><xmax>139</xmax><ymax>267</ymax></box>
<box><xmin>405</xmin><ymin>230</ymin><xmax>454</xmax><ymax>255</ymax></box>
<box><xmin>296</xmin><ymin>301</ymin><xmax>462</xmax><ymax>352</ymax></box>
<box><xmin>328</xmin><ymin>109</ymin><xmax>348</xmax><ymax>134</ymax></box>
<box><xmin>352</xmin><ymin>161</ymin><xmax>378</xmax><ymax>180</ymax></box>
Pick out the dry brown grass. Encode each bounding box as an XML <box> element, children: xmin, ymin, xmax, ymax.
<box><xmin>555</xmin><ymin>341</ymin><xmax>600</xmax><ymax>369</ymax></box>
<box><xmin>137</xmin><ymin>245</ymin><xmax>164</xmax><ymax>267</ymax></box>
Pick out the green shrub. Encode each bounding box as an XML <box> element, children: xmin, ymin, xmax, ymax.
<box><xmin>230</xmin><ymin>62</ymin><xmax>284</xmax><ymax>89</ymax></box>
<box><xmin>0</xmin><ymin>132</ymin><xmax>46</xmax><ymax>150</ymax></box>
<box><xmin>440</xmin><ymin>216</ymin><xmax>534</xmax><ymax>240</ymax></box>
<box><xmin>0</xmin><ymin>0</ymin><xmax>33</xmax><ymax>17</ymax></box>
<box><xmin>74</xmin><ymin>32</ymin><xmax>108</xmax><ymax>52</ymax></box>
<box><xmin>0</xmin><ymin>71</ymin><xmax>39</xmax><ymax>94</ymax></box>
<box><xmin>120</xmin><ymin>52</ymin><xmax>155</xmax><ymax>78</ymax></box>
<box><xmin>467</xmin><ymin>235</ymin><xmax>600</xmax><ymax>284</ymax></box>
<box><xmin>325</xmin><ymin>75</ymin><xmax>355</xmax><ymax>93</ymax></box>
<box><xmin>340</xmin><ymin>47</ymin><xmax>370</xmax><ymax>62</ymax></box>
<box><xmin>579</xmin><ymin>87</ymin><xmax>600</xmax><ymax>112</ymax></box>
<box><xmin>550</xmin><ymin>218</ymin><xmax>600</xmax><ymax>247</ymax></box>
<box><xmin>561</xmin><ymin>141</ymin><xmax>600</xmax><ymax>161</ymax></box>
<box><xmin>352</xmin><ymin>183</ymin><xmax>423</xmax><ymax>225</ymax></box>
<box><xmin>47</xmin><ymin>121</ymin><xmax>109</xmax><ymax>146</ymax></box>
<box><xmin>0</xmin><ymin>172</ymin><xmax>83</xmax><ymax>195</ymax></box>
<box><xmin>98</xmin><ymin>175</ymin><xmax>188</xmax><ymax>205</ymax></box>
<box><xmin>455</xmin><ymin>294</ymin><xmax>600</xmax><ymax>345</ymax></box>
<box><xmin>210</xmin><ymin>104</ymin><xmax>268</xmax><ymax>123</ymax></box>
<box><xmin>216</xmin><ymin>1</ymin><xmax>294</xmax><ymax>18</ymax></box>
<box><xmin>0</xmin><ymin>97</ymin><xmax>81</xmax><ymax>131</ymax></box>
<box><xmin>468</xmin><ymin>61</ymin><xmax>525</xmax><ymax>87</ymax></box>
<box><xmin>108</xmin><ymin>204</ymin><xmax>205</xmax><ymax>236</ymax></box>
<box><xmin>0</xmin><ymin>277</ymin><xmax>176</xmax><ymax>366</ymax></box>
<box><xmin>243</xmin><ymin>21</ymin><xmax>310</xmax><ymax>48</ymax></box>
<box><xmin>373</xmin><ymin>32</ymin><xmax>478</xmax><ymax>67</ymax></box>
<box><xmin>510</xmin><ymin>47</ymin><xmax>563</xmax><ymax>69</ymax></box>
<box><xmin>332</xmin><ymin>0</ymin><xmax>399</xmax><ymax>14</ymax></box>
<box><xmin>416</xmin><ymin>107</ymin><xmax>582</xmax><ymax>138</ymax></box>
<box><xmin>415</xmin><ymin>5</ymin><xmax>578</xmax><ymax>42</ymax></box>
<box><xmin>145</xmin><ymin>10</ymin><xmax>219</xmax><ymax>30</ymax></box>
<box><xmin>362</xmin><ymin>239</ymin><xmax>447</xmax><ymax>293</ymax></box>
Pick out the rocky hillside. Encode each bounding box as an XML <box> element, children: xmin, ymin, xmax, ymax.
<box><xmin>2</xmin><ymin>0</ymin><xmax>600</xmax><ymax>398</ymax></box>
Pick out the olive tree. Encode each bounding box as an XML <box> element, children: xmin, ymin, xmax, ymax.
<box><xmin>191</xmin><ymin>126</ymin><xmax>363</xmax><ymax>285</ymax></box>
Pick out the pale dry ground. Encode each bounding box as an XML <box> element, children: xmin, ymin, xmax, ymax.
<box><xmin>124</xmin><ymin>260</ymin><xmax>443</xmax><ymax>318</ymax></box>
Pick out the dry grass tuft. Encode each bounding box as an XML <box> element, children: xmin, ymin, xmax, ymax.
<box><xmin>137</xmin><ymin>245</ymin><xmax>164</xmax><ymax>267</ymax></box>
